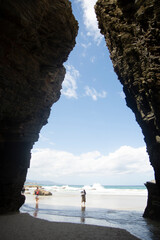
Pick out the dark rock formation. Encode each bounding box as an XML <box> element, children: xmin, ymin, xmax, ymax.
<box><xmin>0</xmin><ymin>0</ymin><xmax>78</xmax><ymax>213</ymax></box>
<box><xmin>34</xmin><ymin>187</ymin><xmax>52</xmax><ymax>196</ymax></box>
<box><xmin>95</xmin><ymin>0</ymin><xmax>160</xmax><ymax>219</ymax></box>
<box><xmin>143</xmin><ymin>182</ymin><xmax>160</xmax><ymax>220</ymax></box>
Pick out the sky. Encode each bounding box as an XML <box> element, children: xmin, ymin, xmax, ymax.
<box><xmin>27</xmin><ymin>0</ymin><xmax>154</xmax><ymax>185</ymax></box>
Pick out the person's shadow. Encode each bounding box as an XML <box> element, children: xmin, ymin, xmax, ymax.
<box><xmin>81</xmin><ymin>206</ymin><xmax>86</xmax><ymax>223</ymax></box>
<box><xmin>33</xmin><ymin>202</ymin><xmax>39</xmax><ymax>217</ymax></box>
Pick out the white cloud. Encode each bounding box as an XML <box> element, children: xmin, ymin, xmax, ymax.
<box><xmin>119</xmin><ymin>91</ymin><xmax>125</xmax><ymax>99</ymax></box>
<box><xmin>85</xmin><ymin>86</ymin><xmax>107</xmax><ymax>100</ymax></box>
<box><xmin>81</xmin><ymin>42</ymin><xmax>91</xmax><ymax>49</ymax></box>
<box><xmin>81</xmin><ymin>42</ymin><xmax>91</xmax><ymax>57</ymax></box>
<box><xmin>90</xmin><ymin>56</ymin><xmax>96</xmax><ymax>63</ymax></box>
<box><xmin>77</xmin><ymin>0</ymin><xmax>103</xmax><ymax>45</ymax></box>
<box><xmin>27</xmin><ymin>146</ymin><xmax>153</xmax><ymax>183</ymax></box>
<box><xmin>39</xmin><ymin>134</ymin><xmax>55</xmax><ymax>146</ymax></box>
<box><xmin>61</xmin><ymin>64</ymin><xmax>80</xmax><ymax>99</ymax></box>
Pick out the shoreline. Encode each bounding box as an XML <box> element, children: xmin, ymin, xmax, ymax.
<box><xmin>0</xmin><ymin>212</ymin><xmax>141</xmax><ymax>240</ymax></box>
<box><xmin>18</xmin><ymin>185</ymin><xmax>160</xmax><ymax>240</ymax></box>
<box><xmin>24</xmin><ymin>191</ymin><xmax>147</xmax><ymax>212</ymax></box>
<box><xmin>21</xmin><ymin>193</ymin><xmax>148</xmax><ymax>240</ymax></box>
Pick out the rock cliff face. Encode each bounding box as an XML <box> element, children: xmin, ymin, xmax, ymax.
<box><xmin>95</xmin><ymin>0</ymin><xmax>160</xmax><ymax>219</ymax></box>
<box><xmin>0</xmin><ymin>0</ymin><xmax>78</xmax><ymax>213</ymax></box>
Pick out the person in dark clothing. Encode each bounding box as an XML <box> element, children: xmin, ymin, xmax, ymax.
<box><xmin>81</xmin><ymin>189</ymin><xmax>86</xmax><ymax>206</ymax></box>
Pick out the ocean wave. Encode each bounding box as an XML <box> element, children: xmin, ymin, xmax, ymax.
<box><xmin>25</xmin><ymin>183</ymin><xmax>147</xmax><ymax>196</ymax></box>
<box><xmin>83</xmin><ymin>183</ymin><xmax>106</xmax><ymax>191</ymax></box>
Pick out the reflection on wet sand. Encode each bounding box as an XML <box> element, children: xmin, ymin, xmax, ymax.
<box><xmin>81</xmin><ymin>206</ymin><xmax>86</xmax><ymax>223</ymax></box>
<box><xmin>34</xmin><ymin>202</ymin><xmax>39</xmax><ymax>217</ymax></box>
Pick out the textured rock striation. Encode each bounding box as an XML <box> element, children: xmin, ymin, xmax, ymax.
<box><xmin>95</xmin><ymin>0</ymin><xmax>160</xmax><ymax>219</ymax></box>
<box><xmin>0</xmin><ymin>0</ymin><xmax>78</xmax><ymax>213</ymax></box>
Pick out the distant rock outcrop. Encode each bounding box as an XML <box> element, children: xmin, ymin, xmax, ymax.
<box><xmin>95</xmin><ymin>0</ymin><xmax>160</xmax><ymax>220</ymax></box>
<box><xmin>0</xmin><ymin>0</ymin><xmax>78</xmax><ymax>213</ymax></box>
<box><xmin>34</xmin><ymin>188</ymin><xmax>52</xmax><ymax>196</ymax></box>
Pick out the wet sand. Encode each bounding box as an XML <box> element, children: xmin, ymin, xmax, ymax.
<box><xmin>24</xmin><ymin>190</ymin><xmax>147</xmax><ymax>211</ymax></box>
<box><xmin>0</xmin><ymin>212</ymin><xmax>141</xmax><ymax>240</ymax></box>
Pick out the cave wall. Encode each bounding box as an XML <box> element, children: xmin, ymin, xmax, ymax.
<box><xmin>95</xmin><ymin>0</ymin><xmax>160</xmax><ymax>219</ymax></box>
<box><xmin>0</xmin><ymin>0</ymin><xmax>78</xmax><ymax>213</ymax></box>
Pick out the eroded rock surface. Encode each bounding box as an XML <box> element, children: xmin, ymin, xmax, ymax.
<box><xmin>0</xmin><ymin>0</ymin><xmax>78</xmax><ymax>213</ymax></box>
<box><xmin>95</xmin><ymin>0</ymin><xmax>160</xmax><ymax>219</ymax></box>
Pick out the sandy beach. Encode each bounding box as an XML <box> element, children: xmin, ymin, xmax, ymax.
<box><xmin>1</xmin><ymin>185</ymin><xmax>160</xmax><ymax>240</ymax></box>
<box><xmin>25</xmin><ymin>185</ymin><xmax>147</xmax><ymax>212</ymax></box>
<box><xmin>20</xmin><ymin>185</ymin><xmax>152</xmax><ymax>239</ymax></box>
<box><xmin>0</xmin><ymin>212</ymin><xmax>141</xmax><ymax>240</ymax></box>
<box><xmin>24</xmin><ymin>185</ymin><xmax>148</xmax><ymax>211</ymax></box>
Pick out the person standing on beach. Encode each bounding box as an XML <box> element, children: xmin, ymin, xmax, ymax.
<box><xmin>81</xmin><ymin>189</ymin><xmax>86</xmax><ymax>206</ymax></box>
<box><xmin>35</xmin><ymin>187</ymin><xmax>40</xmax><ymax>203</ymax></box>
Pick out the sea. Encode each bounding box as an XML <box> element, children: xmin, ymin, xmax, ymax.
<box><xmin>20</xmin><ymin>183</ymin><xmax>160</xmax><ymax>240</ymax></box>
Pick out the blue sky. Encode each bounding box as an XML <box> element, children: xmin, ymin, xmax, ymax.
<box><xmin>27</xmin><ymin>0</ymin><xmax>154</xmax><ymax>185</ymax></box>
